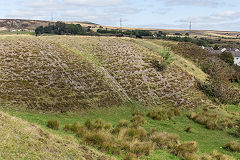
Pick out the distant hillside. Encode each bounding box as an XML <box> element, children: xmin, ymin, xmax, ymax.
<box><xmin>0</xmin><ymin>19</ymin><xmax>54</xmax><ymax>30</ymax></box>
<box><xmin>0</xmin><ymin>19</ymin><xmax>98</xmax><ymax>30</ymax></box>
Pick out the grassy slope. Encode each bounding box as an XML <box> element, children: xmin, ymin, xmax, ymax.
<box><xmin>4</xmin><ymin>103</ymin><xmax>240</xmax><ymax>159</ymax></box>
<box><xmin>133</xmin><ymin>39</ymin><xmax>208</xmax><ymax>82</ymax></box>
<box><xmin>0</xmin><ymin>110</ymin><xmax>112</xmax><ymax>160</ymax></box>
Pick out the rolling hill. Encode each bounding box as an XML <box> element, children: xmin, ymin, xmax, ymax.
<box><xmin>0</xmin><ymin>35</ymin><xmax>213</xmax><ymax>111</ymax></box>
<box><xmin>0</xmin><ymin>34</ymin><xmax>240</xmax><ymax>160</ymax></box>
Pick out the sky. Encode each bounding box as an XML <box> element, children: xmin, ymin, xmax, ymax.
<box><xmin>0</xmin><ymin>0</ymin><xmax>240</xmax><ymax>31</ymax></box>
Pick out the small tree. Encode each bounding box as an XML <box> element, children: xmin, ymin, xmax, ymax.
<box><xmin>220</xmin><ymin>52</ymin><xmax>234</xmax><ymax>65</ymax></box>
<box><xmin>213</xmin><ymin>44</ymin><xmax>219</xmax><ymax>50</ymax></box>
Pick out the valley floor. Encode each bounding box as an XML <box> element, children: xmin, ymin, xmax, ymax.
<box><xmin>2</xmin><ymin>103</ymin><xmax>240</xmax><ymax>160</ymax></box>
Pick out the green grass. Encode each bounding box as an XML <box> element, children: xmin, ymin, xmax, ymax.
<box><xmin>3</xmin><ymin>104</ymin><xmax>240</xmax><ymax>159</ymax></box>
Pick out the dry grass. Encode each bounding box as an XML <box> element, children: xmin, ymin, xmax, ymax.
<box><xmin>147</xmin><ymin>107</ymin><xmax>181</xmax><ymax>121</ymax></box>
<box><xmin>224</xmin><ymin>141</ymin><xmax>240</xmax><ymax>153</ymax></box>
<box><xmin>47</xmin><ymin>119</ymin><xmax>60</xmax><ymax>130</ymax></box>
<box><xmin>188</xmin><ymin>110</ymin><xmax>235</xmax><ymax>130</ymax></box>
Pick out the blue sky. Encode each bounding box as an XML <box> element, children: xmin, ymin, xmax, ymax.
<box><xmin>0</xmin><ymin>0</ymin><xmax>240</xmax><ymax>31</ymax></box>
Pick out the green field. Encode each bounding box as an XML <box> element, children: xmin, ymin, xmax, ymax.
<box><xmin>3</xmin><ymin>103</ymin><xmax>240</xmax><ymax>160</ymax></box>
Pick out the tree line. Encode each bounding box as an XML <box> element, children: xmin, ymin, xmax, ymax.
<box><xmin>35</xmin><ymin>22</ymin><xmax>86</xmax><ymax>35</ymax></box>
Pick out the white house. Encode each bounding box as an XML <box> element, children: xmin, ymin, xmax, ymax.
<box><xmin>232</xmin><ymin>52</ymin><xmax>240</xmax><ymax>66</ymax></box>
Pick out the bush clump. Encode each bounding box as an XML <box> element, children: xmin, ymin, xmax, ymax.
<box><xmin>188</xmin><ymin>111</ymin><xmax>235</xmax><ymax>130</ymax></box>
<box><xmin>147</xmin><ymin>107</ymin><xmax>181</xmax><ymax>121</ymax></box>
<box><xmin>47</xmin><ymin>120</ymin><xmax>60</xmax><ymax>130</ymax></box>
<box><xmin>224</xmin><ymin>141</ymin><xmax>240</xmax><ymax>152</ymax></box>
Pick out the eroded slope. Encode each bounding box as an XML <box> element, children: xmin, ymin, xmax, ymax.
<box><xmin>0</xmin><ymin>36</ymin><xmax>122</xmax><ymax>111</ymax></box>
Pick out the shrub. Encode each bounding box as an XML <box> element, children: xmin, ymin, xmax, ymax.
<box><xmin>150</xmin><ymin>132</ymin><xmax>179</xmax><ymax>149</ymax></box>
<box><xmin>172</xmin><ymin>141</ymin><xmax>198</xmax><ymax>158</ymax></box>
<box><xmin>220</xmin><ymin>52</ymin><xmax>234</xmax><ymax>65</ymax></box>
<box><xmin>224</xmin><ymin>141</ymin><xmax>240</xmax><ymax>152</ymax></box>
<box><xmin>47</xmin><ymin>120</ymin><xmax>60</xmax><ymax>130</ymax></box>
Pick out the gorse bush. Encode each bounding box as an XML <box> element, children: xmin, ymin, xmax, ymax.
<box><xmin>147</xmin><ymin>107</ymin><xmax>181</xmax><ymax>121</ymax></box>
<box><xmin>47</xmin><ymin>120</ymin><xmax>60</xmax><ymax>130</ymax></box>
<box><xmin>188</xmin><ymin>111</ymin><xmax>235</xmax><ymax>130</ymax></box>
<box><xmin>224</xmin><ymin>141</ymin><xmax>240</xmax><ymax>152</ymax></box>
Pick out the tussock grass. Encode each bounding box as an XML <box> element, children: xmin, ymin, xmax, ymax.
<box><xmin>150</xmin><ymin>131</ymin><xmax>179</xmax><ymax>149</ymax></box>
<box><xmin>224</xmin><ymin>141</ymin><xmax>240</xmax><ymax>153</ymax></box>
<box><xmin>188</xmin><ymin>110</ymin><xmax>235</xmax><ymax>130</ymax></box>
<box><xmin>47</xmin><ymin>120</ymin><xmax>60</xmax><ymax>130</ymax></box>
<box><xmin>147</xmin><ymin>107</ymin><xmax>181</xmax><ymax>121</ymax></box>
<box><xmin>172</xmin><ymin>141</ymin><xmax>198</xmax><ymax>158</ymax></box>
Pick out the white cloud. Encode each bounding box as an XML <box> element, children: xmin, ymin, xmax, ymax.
<box><xmin>179</xmin><ymin>10</ymin><xmax>240</xmax><ymax>23</ymax></box>
<box><xmin>165</xmin><ymin>0</ymin><xmax>220</xmax><ymax>7</ymax></box>
<box><xmin>63</xmin><ymin>0</ymin><xmax>126</xmax><ymax>6</ymax></box>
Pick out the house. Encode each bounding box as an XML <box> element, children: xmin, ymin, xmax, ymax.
<box><xmin>0</xmin><ymin>27</ymin><xmax>7</xmax><ymax>31</ymax></box>
<box><xmin>202</xmin><ymin>46</ymin><xmax>222</xmax><ymax>55</ymax></box>
<box><xmin>231</xmin><ymin>52</ymin><xmax>240</xmax><ymax>66</ymax></box>
<box><xmin>220</xmin><ymin>48</ymin><xmax>227</xmax><ymax>52</ymax></box>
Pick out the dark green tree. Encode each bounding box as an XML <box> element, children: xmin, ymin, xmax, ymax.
<box><xmin>220</xmin><ymin>52</ymin><xmax>234</xmax><ymax>65</ymax></box>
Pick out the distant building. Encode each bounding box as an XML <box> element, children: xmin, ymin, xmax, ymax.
<box><xmin>202</xmin><ymin>46</ymin><xmax>221</xmax><ymax>55</ymax></box>
<box><xmin>220</xmin><ymin>48</ymin><xmax>227</xmax><ymax>52</ymax></box>
<box><xmin>231</xmin><ymin>52</ymin><xmax>240</xmax><ymax>66</ymax></box>
<box><xmin>0</xmin><ymin>27</ymin><xmax>7</xmax><ymax>31</ymax></box>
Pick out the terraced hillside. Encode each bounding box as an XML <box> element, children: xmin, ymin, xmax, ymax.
<box><xmin>0</xmin><ymin>111</ymin><xmax>112</xmax><ymax>160</ymax></box>
<box><xmin>0</xmin><ymin>35</ymin><xmax>209</xmax><ymax>111</ymax></box>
